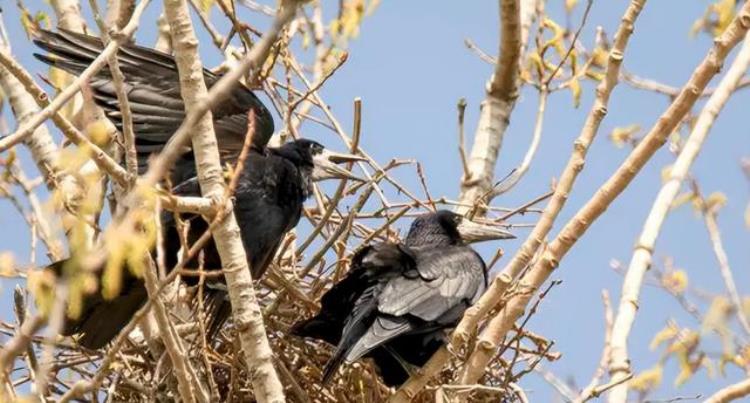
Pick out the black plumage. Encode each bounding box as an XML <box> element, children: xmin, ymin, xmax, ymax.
<box><xmin>33</xmin><ymin>30</ymin><xmax>362</xmax><ymax>349</ymax></box>
<box><xmin>32</xmin><ymin>28</ymin><xmax>275</xmax><ymax>182</ymax></box>
<box><xmin>292</xmin><ymin>210</ymin><xmax>514</xmax><ymax>386</ymax></box>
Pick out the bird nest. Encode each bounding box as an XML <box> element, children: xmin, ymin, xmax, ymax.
<box><xmin>1</xmin><ymin>228</ymin><xmax>558</xmax><ymax>403</ymax></box>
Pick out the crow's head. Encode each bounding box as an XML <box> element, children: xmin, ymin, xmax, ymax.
<box><xmin>407</xmin><ymin>210</ymin><xmax>515</xmax><ymax>246</ymax></box>
<box><xmin>275</xmin><ymin>139</ymin><xmax>364</xmax><ymax>182</ymax></box>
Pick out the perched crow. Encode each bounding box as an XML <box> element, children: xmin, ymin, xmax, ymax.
<box><xmin>292</xmin><ymin>210</ymin><xmax>514</xmax><ymax>386</ymax></box>
<box><xmin>33</xmin><ymin>29</ymin><xmax>363</xmax><ymax>349</ymax></box>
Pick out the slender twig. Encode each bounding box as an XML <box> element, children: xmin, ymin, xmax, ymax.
<box><xmin>450</xmin><ymin>0</ymin><xmax>646</xmax><ymax>355</ymax></box>
<box><xmin>543</xmin><ymin>0</ymin><xmax>594</xmax><ymax>86</ymax></box>
<box><xmin>490</xmin><ymin>86</ymin><xmax>548</xmax><ymax>196</ymax></box>
<box><xmin>576</xmin><ymin>290</ymin><xmax>615</xmax><ymax>402</ymax></box>
<box><xmin>462</xmin><ymin>0</ymin><xmax>750</xmax><ymax>389</ymax></box>
<box><xmin>607</xmin><ymin>31</ymin><xmax>750</xmax><ymax>402</ymax></box>
<box><xmin>0</xmin><ymin>0</ymin><xmax>150</xmax><ymax>160</ymax></box>
<box><xmin>456</xmin><ymin>0</ymin><xmax>522</xmax><ymax>215</ymax></box>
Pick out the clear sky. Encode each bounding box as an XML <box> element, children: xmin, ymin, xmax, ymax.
<box><xmin>1</xmin><ymin>0</ymin><xmax>749</xmax><ymax>401</ymax></box>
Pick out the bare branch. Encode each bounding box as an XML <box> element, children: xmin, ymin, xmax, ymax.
<box><xmin>607</xmin><ymin>32</ymin><xmax>750</xmax><ymax>403</ymax></box>
<box><xmin>490</xmin><ymin>87</ymin><xmax>548</xmax><ymax>197</ymax></box>
<box><xmin>451</xmin><ymin>0</ymin><xmax>646</xmax><ymax>354</ymax></box>
<box><xmin>456</xmin><ymin>0</ymin><xmax>522</xmax><ymax>215</ymax></box>
<box><xmin>704</xmin><ymin>206</ymin><xmax>750</xmax><ymax>334</ymax></box>
<box><xmin>159</xmin><ymin>1</ymin><xmax>301</xmax><ymax>402</ymax></box>
<box><xmin>576</xmin><ymin>290</ymin><xmax>615</xmax><ymax>402</ymax></box>
<box><xmin>142</xmin><ymin>255</ymin><xmax>209</xmax><ymax>403</ymax></box>
<box><xmin>458</xmin><ymin>0</ymin><xmax>750</xmax><ymax>387</ymax></box>
<box><xmin>706</xmin><ymin>378</ymin><xmax>750</xmax><ymax>403</ymax></box>
<box><xmin>0</xmin><ymin>0</ymin><xmax>151</xmax><ymax>157</ymax></box>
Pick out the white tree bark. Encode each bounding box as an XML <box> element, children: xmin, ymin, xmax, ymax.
<box><xmin>160</xmin><ymin>1</ymin><xmax>298</xmax><ymax>401</ymax></box>
<box><xmin>607</xmin><ymin>32</ymin><xmax>750</xmax><ymax>403</ymax></box>
<box><xmin>456</xmin><ymin>0</ymin><xmax>522</xmax><ymax>215</ymax></box>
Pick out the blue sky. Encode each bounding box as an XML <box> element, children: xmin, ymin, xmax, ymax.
<box><xmin>1</xmin><ymin>0</ymin><xmax>749</xmax><ymax>401</ymax></box>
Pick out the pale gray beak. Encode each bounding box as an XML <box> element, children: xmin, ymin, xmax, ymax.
<box><xmin>311</xmin><ymin>149</ymin><xmax>366</xmax><ymax>181</ymax></box>
<box><xmin>456</xmin><ymin>218</ymin><xmax>515</xmax><ymax>243</ymax></box>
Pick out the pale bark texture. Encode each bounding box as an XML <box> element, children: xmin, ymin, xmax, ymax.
<box><xmin>706</xmin><ymin>378</ymin><xmax>750</xmax><ymax>403</ymax></box>
<box><xmin>457</xmin><ymin>1</ymin><xmax>750</xmax><ymax>385</ymax></box>
<box><xmin>451</xmin><ymin>0</ymin><xmax>647</xmax><ymax>351</ymax></box>
<box><xmin>160</xmin><ymin>0</ymin><xmax>291</xmax><ymax>401</ymax></box>
<box><xmin>142</xmin><ymin>258</ymin><xmax>209</xmax><ymax>403</ymax></box>
<box><xmin>455</xmin><ymin>0</ymin><xmax>521</xmax><ymax>215</ymax></box>
<box><xmin>0</xmin><ymin>68</ymin><xmax>67</xmax><ymax>260</ymax></box>
<box><xmin>606</xmin><ymin>33</ymin><xmax>750</xmax><ymax>403</ymax></box>
<box><xmin>106</xmin><ymin>0</ymin><xmax>135</xmax><ymax>29</ymax></box>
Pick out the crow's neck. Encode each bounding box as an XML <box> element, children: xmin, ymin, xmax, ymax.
<box><xmin>298</xmin><ymin>165</ymin><xmax>314</xmax><ymax>200</ymax></box>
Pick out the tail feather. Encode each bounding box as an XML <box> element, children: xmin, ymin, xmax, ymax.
<box><xmin>42</xmin><ymin>259</ymin><xmax>146</xmax><ymax>350</ymax></box>
<box><xmin>200</xmin><ymin>287</ymin><xmax>233</xmax><ymax>341</ymax></box>
<box><xmin>321</xmin><ymin>342</ymin><xmax>349</xmax><ymax>384</ymax></box>
<box><xmin>319</xmin><ymin>284</ymin><xmax>383</xmax><ymax>383</ymax></box>
<box><xmin>289</xmin><ymin>313</ymin><xmax>343</xmax><ymax>346</ymax></box>
<box><xmin>69</xmin><ymin>283</ymin><xmax>147</xmax><ymax>349</ymax></box>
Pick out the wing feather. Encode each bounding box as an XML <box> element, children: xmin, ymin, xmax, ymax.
<box><xmin>378</xmin><ymin>246</ymin><xmax>486</xmax><ymax>322</ymax></box>
<box><xmin>33</xmin><ymin>29</ymin><xmax>275</xmax><ymax>171</ymax></box>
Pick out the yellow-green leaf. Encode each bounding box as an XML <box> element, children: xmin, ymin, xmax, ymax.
<box><xmin>365</xmin><ymin>0</ymin><xmax>381</xmax><ymax>15</ymax></box>
<box><xmin>565</xmin><ymin>0</ymin><xmax>579</xmax><ymax>14</ymax></box>
<box><xmin>541</xmin><ymin>18</ymin><xmax>566</xmax><ymax>57</ymax></box>
<box><xmin>702</xmin><ymin>296</ymin><xmax>732</xmax><ymax>336</ymax></box>
<box><xmin>662</xmin><ymin>269</ymin><xmax>689</xmax><ymax>295</ymax></box>
<box><xmin>590</xmin><ymin>47</ymin><xmax>608</xmax><ymax>68</ymax></box>
<box><xmin>199</xmin><ymin>0</ymin><xmax>215</xmax><ymax>13</ymax></box>
<box><xmin>629</xmin><ymin>364</ymin><xmax>663</xmax><ymax>392</ymax></box>
<box><xmin>705</xmin><ymin>191</ymin><xmax>728</xmax><ymax>212</ymax></box>
<box><xmin>650</xmin><ymin>321</ymin><xmax>679</xmax><ymax>350</ymax></box>
<box><xmin>0</xmin><ymin>252</ymin><xmax>16</xmax><ymax>278</ymax></box>
<box><xmin>610</xmin><ymin>124</ymin><xmax>640</xmax><ymax>148</ymax></box>
<box><xmin>569</xmin><ymin>78</ymin><xmax>581</xmax><ymax>108</ymax></box>
<box><xmin>712</xmin><ymin>0</ymin><xmax>736</xmax><ymax>36</ymax></box>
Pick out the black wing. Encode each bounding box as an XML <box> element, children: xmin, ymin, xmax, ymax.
<box><xmin>342</xmin><ymin>245</ymin><xmax>487</xmax><ymax>366</ymax></box>
<box><xmin>290</xmin><ymin>243</ymin><xmax>416</xmax><ymax>382</ymax></box>
<box><xmin>46</xmin><ymin>259</ymin><xmax>147</xmax><ymax>349</ymax></box>
<box><xmin>33</xmin><ymin>29</ymin><xmax>275</xmax><ymax>171</ymax></box>
<box><xmin>378</xmin><ymin>246</ymin><xmax>487</xmax><ymax>323</ymax></box>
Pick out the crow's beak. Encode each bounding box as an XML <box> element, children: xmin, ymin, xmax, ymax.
<box><xmin>456</xmin><ymin>218</ymin><xmax>515</xmax><ymax>243</ymax></box>
<box><xmin>312</xmin><ymin>149</ymin><xmax>366</xmax><ymax>182</ymax></box>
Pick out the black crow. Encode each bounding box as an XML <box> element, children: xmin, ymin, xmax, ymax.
<box><xmin>33</xmin><ymin>29</ymin><xmax>363</xmax><ymax>349</ymax></box>
<box><xmin>291</xmin><ymin>210</ymin><xmax>514</xmax><ymax>386</ymax></box>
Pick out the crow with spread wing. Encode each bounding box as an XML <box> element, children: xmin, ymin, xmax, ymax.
<box><xmin>292</xmin><ymin>210</ymin><xmax>514</xmax><ymax>386</ymax></box>
<box><xmin>33</xmin><ymin>29</ymin><xmax>363</xmax><ymax>348</ymax></box>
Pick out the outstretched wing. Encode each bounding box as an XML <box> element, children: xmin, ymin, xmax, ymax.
<box><xmin>33</xmin><ymin>29</ymin><xmax>275</xmax><ymax>171</ymax></box>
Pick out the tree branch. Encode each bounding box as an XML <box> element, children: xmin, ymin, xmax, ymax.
<box><xmin>458</xmin><ymin>1</ymin><xmax>750</xmax><ymax>386</ymax></box>
<box><xmin>159</xmin><ymin>1</ymin><xmax>301</xmax><ymax>402</ymax></box>
<box><xmin>142</xmin><ymin>256</ymin><xmax>209</xmax><ymax>403</ymax></box>
<box><xmin>451</xmin><ymin>0</ymin><xmax>646</xmax><ymax>354</ymax></box>
<box><xmin>456</xmin><ymin>0</ymin><xmax>522</xmax><ymax>215</ymax></box>
<box><xmin>606</xmin><ymin>32</ymin><xmax>750</xmax><ymax>403</ymax></box>
<box><xmin>706</xmin><ymin>377</ymin><xmax>750</xmax><ymax>403</ymax></box>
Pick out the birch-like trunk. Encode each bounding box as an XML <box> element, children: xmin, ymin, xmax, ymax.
<box><xmin>456</xmin><ymin>0</ymin><xmax>522</xmax><ymax>215</ymax></box>
<box><xmin>161</xmin><ymin>0</ymin><xmax>287</xmax><ymax>401</ymax></box>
